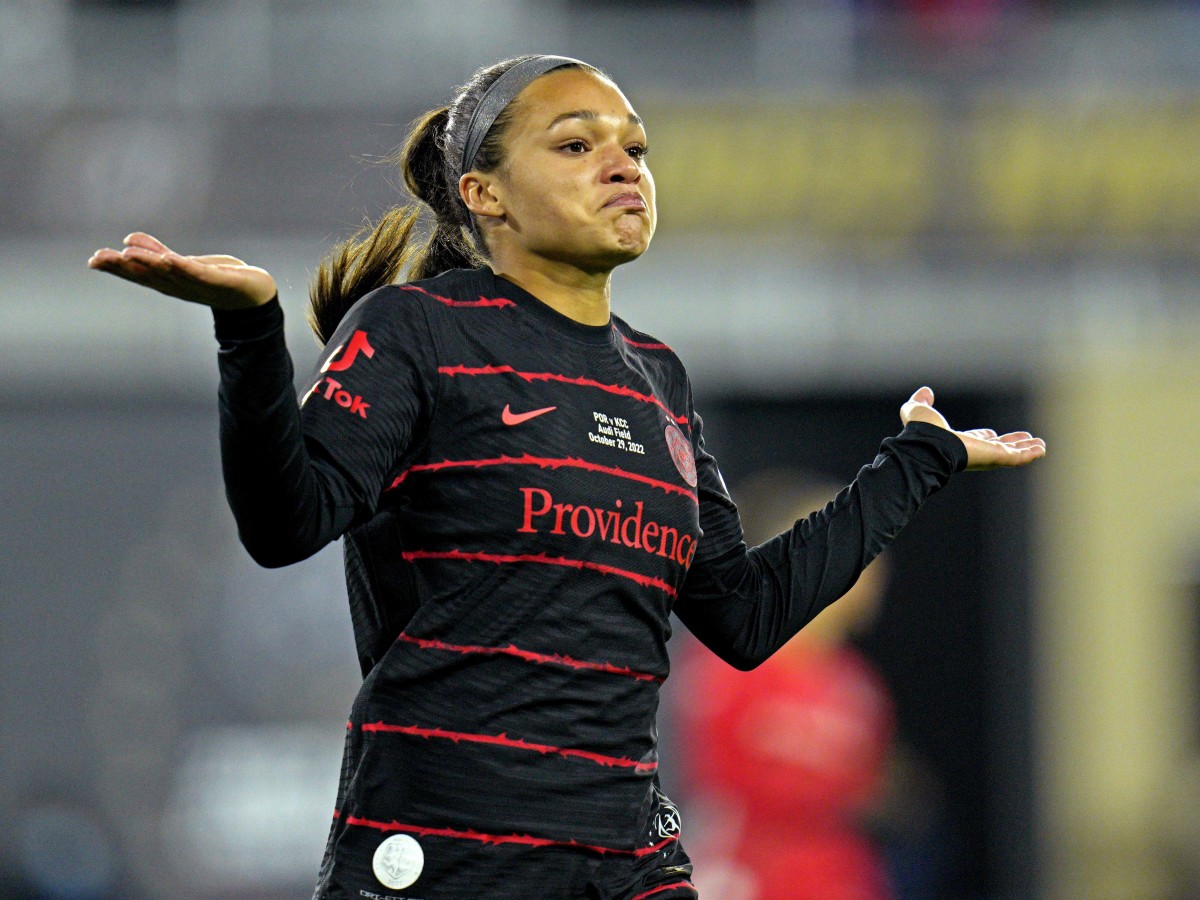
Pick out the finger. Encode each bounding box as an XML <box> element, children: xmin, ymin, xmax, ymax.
<box><xmin>1003</xmin><ymin>441</ymin><xmax>1046</xmax><ymax>459</ymax></box>
<box><xmin>117</xmin><ymin>247</ymin><xmax>188</xmax><ymax>286</ymax></box>
<box><xmin>996</xmin><ymin>431</ymin><xmax>1033</xmax><ymax>443</ymax></box>
<box><xmin>124</xmin><ymin>232</ymin><xmax>170</xmax><ymax>254</ymax></box>
<box><xmin>902</xmin><ymin>406</ymin><xmax>950</xmax><ymax>431</ymax></box>
<box><xmin>89</xmin><ymin>255</ymin><xmax>162</xmax><ymax>288</ymax></box>
<box><xmin>122</xmin><ymin>246</ymin><xmax>206</xmax><ymax>282</ymax></box>
<box><xmin>1009</xmin><ymin>444</ymin><xmax>1047</xmax><ymax>461</ymax></box>
<box><xmin>962</xmin><ymin>428</ymin><xmax>998</xmax><ymax>440</ymax></box>
<box><xmin>87</xmin><ymin>248</ymin><xmax>124</xmax><ymax>268</ymax></box>
<box><xmin>110</xmin><ymin>247</ymin><xmax>210</xmax><ymax>293</ymax></box>
<box><xmin>990</xmin><ymin>437</ymin><xmax>1046</xmax><ymax>453</ymax></box>
<box><xmin>901</xmin><ymin>388</ymin><xmax>950</xmax><ymax>430</ymax></box>
<box><xmin>1004</xmin><ymin>438</ymin><xmax>1046</xmax><ymax>451</ymax></box>
<box><xmin>909</xmin><ymin>386</ymin><xmax>935</xmax><ymax>406</ymax></box>
<box><xmin>121</xmin><ymin>244</ymin><xmax>171</xmax><ymax>265</ymax></box>
<box><xmin>89</xmin><ymin>248</ymin><xmax>151</xmax><ymax>275</ymax></box>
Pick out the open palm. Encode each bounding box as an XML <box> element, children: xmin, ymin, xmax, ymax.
<box><xmin>88</xmin><ymin>232</ymin><xmax>277</xmax><ymax>311</ymax></box>
<box><xmin>900</xmin><ymin>386</ymin><xmax>1046</xmax><ymax>471</ymax></box>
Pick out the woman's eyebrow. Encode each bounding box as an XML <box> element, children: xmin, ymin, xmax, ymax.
<box><xmin>546</xmin><ymin>109</ymin><xmax>644</xmax><ymax>130</ymax></box>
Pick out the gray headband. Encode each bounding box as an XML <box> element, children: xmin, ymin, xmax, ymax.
<box><xmin>459</xmin><ymin>55</ymin><xmax>590</xmax><ymax>178</ymax></box>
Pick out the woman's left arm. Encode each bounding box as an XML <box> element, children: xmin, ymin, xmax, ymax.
<box><xmin>673</xmin><ymin>388</ymin><xmax>1045</xmax><ymax>670</ymax></box>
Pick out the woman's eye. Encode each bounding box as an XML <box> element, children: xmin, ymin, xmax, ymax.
<box><xmin>562</xmin><ymin>140</ymin><xmax>588</xmax><ymax>153</ymax></box>
<box><xmin>627</xmin><ymin>144</ymin><xmax>649</xmax><ymax>160</ymax></box>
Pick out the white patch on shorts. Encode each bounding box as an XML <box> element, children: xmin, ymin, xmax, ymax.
<box><xmin>372</xmin><ymin>834</ymin><xmax>424</xmax><ymax>890</ymax></box>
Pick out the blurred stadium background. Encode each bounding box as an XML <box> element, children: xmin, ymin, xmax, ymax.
<box><xmin>3</xmin><ymin>1</ymin><xmax>1200</xmax><ymax>897</ymax></box>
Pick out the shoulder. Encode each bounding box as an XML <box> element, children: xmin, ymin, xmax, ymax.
<box><xmin>611</xmin><ymin>314</ymin><xmax>687</xmax><ymax>377</ymax></box>
<box><xmin>335</xmin><ymin>267</ymin><xmax>508</xmax><ymax>336</ymax></box>
<box><xmin>611</xmin><ymin>313</ymin><xmax>696</xmax><ymax>424</ymax></box>
<box><xmin>397</xmin><ymin>267</ymin><xmax>518</xmax><ymax>311</ymax></box>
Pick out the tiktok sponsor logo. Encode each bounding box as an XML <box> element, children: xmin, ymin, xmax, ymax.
<box><xmin>304</xmin><ymin>329</ymin><xmax>374</xmax><ymax>418</ymax></box>
<box><xmin>322</xmin><ymin>329</ymin><xmax>375</xmax><ymax>372</ymax></box>
<box><xmin>517</xmin><ymin>486</ymin><xmax>697</xmax><ymax>567</ymax></box>
<box><xmin>309</xmin><ymin>377</ymin><xmax>370</xmax><ymax>418</ymax></box>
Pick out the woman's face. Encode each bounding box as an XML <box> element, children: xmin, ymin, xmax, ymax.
<box><xmin>471</xmin><ymin>68</ymin><xmax>656</xmax><ymax>273</ymax></box>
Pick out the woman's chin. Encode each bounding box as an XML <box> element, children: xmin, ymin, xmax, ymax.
<box><xmin>598</xmin><ymin>239</ymin><xmax>652</xmax><ymax>271</ymax></box>
<box><xmin>611</xmin><ymin>220</ymin><xmax>655</xmax><ymax>261</ymax></box>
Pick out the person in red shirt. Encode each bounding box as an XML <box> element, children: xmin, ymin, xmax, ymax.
<box><xmin>680</xmin><ymin>472</ymin><xmax>905</xmax><ymax>900</ymax></box>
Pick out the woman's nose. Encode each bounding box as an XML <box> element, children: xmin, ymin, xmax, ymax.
<box><xmin>601</xmin><ymin>147</ymin><xmax>641</xmax><ymax>184</ymax></box>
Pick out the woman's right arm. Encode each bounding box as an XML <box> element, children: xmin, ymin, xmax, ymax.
<box><xmin>214</xmin><ymin>298</ymin><xmax>357</xmax><ymax>566</ymax></box>
<box><xmin>90</xmin><ymin>233</ymin><xmax>435</xmax><ymax>567</ymax></box>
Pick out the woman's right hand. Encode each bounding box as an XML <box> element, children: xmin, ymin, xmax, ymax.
<box><xmin>88</xmin><ymin>232</ymin><xmax>278</xmax><ymax>311</ymax></box>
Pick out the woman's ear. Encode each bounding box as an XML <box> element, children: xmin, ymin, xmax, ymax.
<box><xmin>459</xmin><ymin>172</ymin><xmax>505</xmax><ymax>221</ymax></box>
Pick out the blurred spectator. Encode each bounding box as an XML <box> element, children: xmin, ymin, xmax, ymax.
<box><xmin>679</xmin><ymin>470</ymin><xmax>941</xmax><ymax>900</ymax></box>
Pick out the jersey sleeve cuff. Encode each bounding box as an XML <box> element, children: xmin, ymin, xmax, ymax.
<box><xmin>897</xmin><ymin>420</ymin><xmax>969</xmax><ymax>474</ymax></box>
<box><xmin>212</xmin><ymin>296</ymin><xmax>284</xmax><ymax>344</ymax></box>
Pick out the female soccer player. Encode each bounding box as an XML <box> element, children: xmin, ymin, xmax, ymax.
<box><xmin>88</xmin><ymin>55</ymin><xmax>1044</xmax><ymax>900</ymax></box>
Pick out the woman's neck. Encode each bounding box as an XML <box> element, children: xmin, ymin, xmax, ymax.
<box><xmin>491</xmin><ymin>254</ymin><xmax>612</xmax><ymax>326</ymax></box>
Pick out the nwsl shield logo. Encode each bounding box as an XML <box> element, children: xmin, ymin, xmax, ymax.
<box><xmin>371</xmin><ymin>834</ymin><xmax>424</xmax><ymax>890</ymax></box>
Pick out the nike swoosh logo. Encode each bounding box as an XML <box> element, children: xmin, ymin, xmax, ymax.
<box><xmin>502</xmin><ymin>404</ymin><xmax>557</xmax><ymax>426</ymax></box>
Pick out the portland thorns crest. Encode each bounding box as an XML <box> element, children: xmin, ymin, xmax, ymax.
<box><xmin>663</xmin><ymin>423</ymin><xmax>697</xmax><ymax>487</ymax></box>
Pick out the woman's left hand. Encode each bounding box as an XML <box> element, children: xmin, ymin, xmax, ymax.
<box><xmin>900</xmin><ymin>386</ymin><xmax>1046</xmax><ymax>471</ymax></box>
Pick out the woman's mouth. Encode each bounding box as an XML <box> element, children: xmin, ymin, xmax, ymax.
<box><xmin>604</xmin><ymin>192</ymin><xmax>647</xmax><ymax>211</ymax></box>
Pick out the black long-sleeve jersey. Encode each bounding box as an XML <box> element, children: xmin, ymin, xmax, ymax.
<box><xmin>213</xmin><ymin>266</ymin><xmax>967</xmax><ymax>899</ymax></box>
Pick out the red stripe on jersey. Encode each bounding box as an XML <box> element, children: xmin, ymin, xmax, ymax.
<box><xmin>630</xmin><ymin>882</ymin><xmax>697</xmax><ymax>900</ymax></box>
<box><xmin>388</xmin><ymin>454</ymin><xmax>697</xmax><ymax>503</ymax></box>
<box><xmin>437</xmin><ymin>364</ymin><xmax>688</xmax><ymax>425</ymax></box>
<box><xmin>618</xmin><ymin>331</ymin><xmax>673</xmax><ymax>352</ymax></box>
<box><xmin>401</xmin><ymin>284</ymin><xmax>516</xmax><ymax>309</ymax></box>
<box><xmin>401</xmin><ymin>549</ymin><xmax>677</xmax><ymax>597</ymax></box>
<box><xmin>395</xmin><ymin>632</ymin><xmax>665</xmax><ymax>683</ymax></box>
<box><xmin>344</xmin><ymin>815</ymin><xmax>680</xmax><ymax>857</ymax></box>
<box><xmin>359</xmin><ymin>721</ymin><xmax>657</xmax><ymax>771</ymax></box>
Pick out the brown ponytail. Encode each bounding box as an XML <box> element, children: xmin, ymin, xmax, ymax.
<box><xmin>307</xmin><ymin>56</ymin><xmax>595</xmax><ymax>345</ymax></box>
<box><xmin>307</xmin><ymin>108</ymin><xmax>481</xmax><ymax>344</ymax></box>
